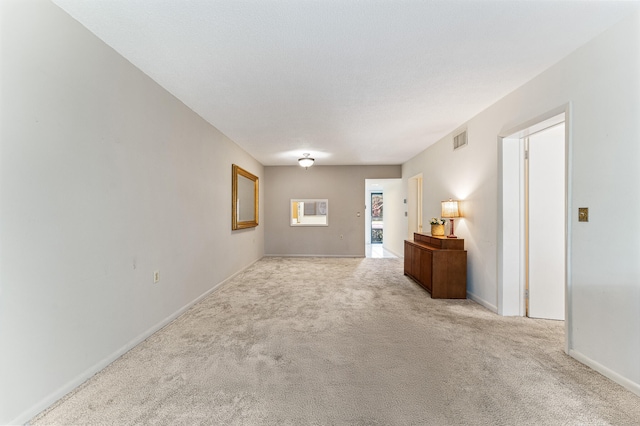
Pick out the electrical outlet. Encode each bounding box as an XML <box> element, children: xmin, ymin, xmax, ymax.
<box><xmin>153</xmin><ymin>270</ymin><xmax>160</xmax><ymax>283</ymax></box>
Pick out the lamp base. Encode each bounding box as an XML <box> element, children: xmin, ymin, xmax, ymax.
<box><xmin>447</xmin><ymin>218</ymin><xmax>457</xmax><ymax>238</ymax></box>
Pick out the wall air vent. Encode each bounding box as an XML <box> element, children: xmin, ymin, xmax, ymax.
<box><xmin>453</xmin><ymin>130</ymin><xmax>467</xmax><ymax>150</ymax></box>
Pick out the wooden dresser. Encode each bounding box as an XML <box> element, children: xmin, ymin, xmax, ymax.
<box><xmin>404</xmin><ymin>233</ymin><xmax>467</xmax><ymax>299</ymax></box>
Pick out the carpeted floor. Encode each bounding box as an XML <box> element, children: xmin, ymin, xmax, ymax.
<box><xmin>31</xmin><ymin>257</ymin><xmax>640</xmax><ymax>425</ymax></box>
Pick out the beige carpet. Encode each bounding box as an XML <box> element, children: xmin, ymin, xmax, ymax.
<box><xmin>31</xmin><ymin>257</ymin><xmax>640</xmax><ymax>425</ymax></box>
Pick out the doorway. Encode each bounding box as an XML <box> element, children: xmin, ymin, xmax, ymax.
<box><xmin>407</xmin><ymin>174</ymin><xmax>423</xmax><ymax>239</ymax></box>
<box><xmin>371</xmin><ymin>192</ymin><xmax>383</xmax><ymax>243</ymax></box>
<box><xmin>499</xmin><ymin>111</ymin><xmax>567</xmax><ymax>323</ymax></box>
<box><xmin>365</xmin><ymin>179</ymin><xmax>402</xmax><ymax>258</ymax></box>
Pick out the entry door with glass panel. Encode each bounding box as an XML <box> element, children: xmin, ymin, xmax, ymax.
<box><xmin>371</xmin><ymin>193</ymin><xmax>383</xmax><ymax>243</ymax></box>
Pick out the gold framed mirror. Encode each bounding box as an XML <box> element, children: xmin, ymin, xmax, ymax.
<box><xmin>232</xmin><ymin>164</ymin><xmax>259</xmax><ymax>230</ymax></box>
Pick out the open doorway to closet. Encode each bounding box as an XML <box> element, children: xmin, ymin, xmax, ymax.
<box><xmin>365</xmin><ymin>179</ymin><xmax>403</xmax><ymax>258</ymax></box>
<box><xmin>499</xmin><ymin>110</ymin><xmax>568</xmax><ymax>326</ymax></box>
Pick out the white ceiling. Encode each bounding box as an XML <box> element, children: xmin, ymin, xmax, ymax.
<box><xmin>52</xmin><ymin>0</ymin><xmax>639</xmax><ymax>166</ymax></box>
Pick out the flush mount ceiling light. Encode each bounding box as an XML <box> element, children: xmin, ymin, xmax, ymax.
<box><xmin>298</xmin><ymin>153</ymin><xmax>315</xmax><ymax>169</ymax></box>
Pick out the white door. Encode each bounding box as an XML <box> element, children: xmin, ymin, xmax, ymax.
<box><xmin>527</xmin><ymin>123</ymin><xmax>565</xmax><ymax>320</ymax></box>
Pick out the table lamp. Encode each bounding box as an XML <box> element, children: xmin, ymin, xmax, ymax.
<box><xmin>441</xmin><ymin>199</ymin><xmax>461</xmax><ymax>238</ymax></box>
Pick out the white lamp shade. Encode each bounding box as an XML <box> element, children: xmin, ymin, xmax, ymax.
<box><xmin>441</xmin><ymin>199</ymin><xmax>460</xmax><ymax>218</ymax></box>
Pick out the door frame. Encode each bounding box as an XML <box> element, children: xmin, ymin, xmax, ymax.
<box><xmin>497</xmin><ymin>104</ymin><xmax>572</xmax><ymax>354</ymax></box>
<box><xmin>407</xmin><ymin>173</ymin><xmax>423</xmax><ymax>239</ymax></box>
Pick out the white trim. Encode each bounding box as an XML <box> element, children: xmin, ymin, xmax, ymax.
<box><xmin>569</xmin><ymin>349</ymin><xmax>640</xmax><ymax>397</ymax></box>
<box><xmin>467</xmin><ymin>291</ymin><xmax>498</xmax><ymax>313</ymax></box>
<box><xmin>12</xmin><ymin>259</ymin><xmax>261</xmax><ymax>426</ymax></box>
<box><xmin>407</xmin><ymin>173</ymin><xmax>423</xmax><ymax>238</ymax></box>
<box><xmin>499</xmin><ymin>105</ymin><xmax>568</xmax><ymax>139</ymax></box>
<box><xmin>384</xmin><ymin>248</ymin><xmax>403</xmax><ymax>258</ymax></box>
<box><xmin>497</xmin><ymin>134</ymin><xmax>526</xmax><ymax>316</ymax></box>
<box><xmin>563</xmin><ymin>106</ymin><xmax>573</xmax><ymax>355</ymax></box>
<box><xmin>264</xmin><ymin>254</ymin><xmax>364</xmax><ymax>258</ymax></box>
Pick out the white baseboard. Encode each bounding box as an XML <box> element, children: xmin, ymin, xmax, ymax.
<box><xmin>264</xmin><ymin>254</ymin><xmax>364</xmax><ymax>258</ymax></box>
<box><xmin>569</xmin><ymin>349</ymin><xmax>640</xmax><ymax>397</ymax></box>
<box><xmin>14</xmin><ymin>259</ymin><xmax>261</xmax><ymax>426</ymax></box>
<box><xmin>384</xmin><ymin>248</ymin><xmax>403</xmax><ymax>258</ymax></box>
<box><xmin>467</xmin><ymin>290</ymin><xmax>498</xmax><ymax>313</ymax></box>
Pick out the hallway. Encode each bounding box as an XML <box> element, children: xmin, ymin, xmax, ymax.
<box><xmin>32</xmin><ymin>257</ymin><xmax>640</xmax><ymax>425</ymax></box>
<box><xmin>365</xmin><ymin>244</ymin><xmax>398</xmax><ymax>259</ymax></box>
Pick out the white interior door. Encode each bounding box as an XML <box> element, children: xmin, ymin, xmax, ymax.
<box><xmin>527</xmin><ymin>123</ymin><xmax>565</xmax><ymax>320</ymax></box>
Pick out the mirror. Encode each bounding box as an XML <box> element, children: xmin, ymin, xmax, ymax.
<box><xmin>232</xmin><ymin>164</ymin><xmax>259</xmax><ymax>230</ymax></box>
<box><xmin>291</xmin><ymin>199</ymin><xmax>328</xmax><ymax>226</ymax></box>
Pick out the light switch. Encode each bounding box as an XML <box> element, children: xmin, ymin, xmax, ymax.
<box><xmin>578</xmin><ymin>207</ymin><xmax>588</xmax><ymax>222</ymax></box>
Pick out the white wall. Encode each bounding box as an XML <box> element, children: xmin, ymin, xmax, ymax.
<box><xmin>0</xmin><ymin>1</ymin><xmax>264</xmax><ymax>423</ymax></box>
<box><xmin>264</xmin><ymin>166</ymin><xmax>401</xmax><ymax>256</ymax></box>
<box><xmin>381</xmin><ymin>180</ymin><xmax>404</xmax><ymax>257</ymax></box>
<box><xmin>403</xmin><ymin>129</ymin><xmax>495</xmax><ymax>308</ymax></box>
<box><xmin>402</xmin><ymin>12</ymin><xmax>640</xmax><ymax>394</ymax></box>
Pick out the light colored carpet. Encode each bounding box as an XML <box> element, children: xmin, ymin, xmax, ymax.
<box><xmin>31</xmin><ymin>257</ymin><xmax>640</xmax><ymax>425</ymax></box>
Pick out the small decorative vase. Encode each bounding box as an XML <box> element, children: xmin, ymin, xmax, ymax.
<box><xmin>431</xmin><ymin>224</ymin><xmax>445</xmax><ymax>236</ymax></box>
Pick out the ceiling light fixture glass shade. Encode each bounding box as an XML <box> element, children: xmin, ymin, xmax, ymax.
<box><xmin>298</xmin><ymin>153</ymin><xmax>314</xmax><ymax>169</ymax></box>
